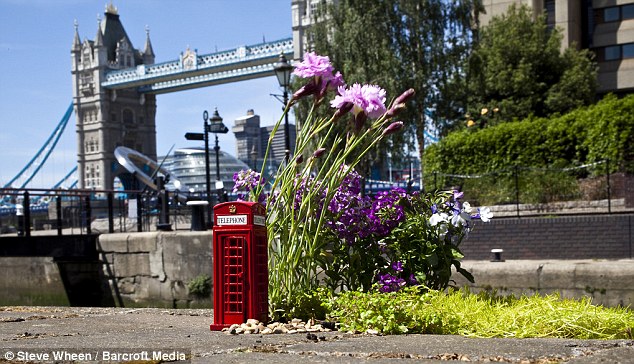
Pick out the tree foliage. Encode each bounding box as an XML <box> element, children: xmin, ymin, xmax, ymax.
<box><xmin>465</xmin><ymin>4</ymin><xmax>598</xmax><ymax>125</ymax></box>
<box><xmin>424</xmin><ymin>94</ymin><xmax>634</xmax><ymax>175</ymax></box>
<box><xmin>298</xmin><ymin>0</ymin><xmax>482</xmax><ymax>185</ymax></box>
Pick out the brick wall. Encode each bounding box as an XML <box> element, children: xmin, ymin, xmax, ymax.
<box><xmin>462</xmin><ymin>214</ymin><xmax>633</xmax><ymax>260</ymax></box>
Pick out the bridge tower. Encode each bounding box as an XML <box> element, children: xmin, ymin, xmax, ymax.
<box><xmin>71</xmin><ymin>3</ymin><xmax>157</xmax><ymax>191</ymax></box>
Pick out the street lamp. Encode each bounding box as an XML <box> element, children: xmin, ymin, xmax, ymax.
<box><xmin>273</xmin><ymin>53</ymin><xmax>294</xmax><ymax>162</ymax></box>
<box><xmin>206</xmin><ymin>108</ymin><xmax>229</xmax><ymax>202</ymax></box>
<box><xmin>185</xmin><ymin>111</ymin><xmax>213</xmax><ymax>227</ymax></box>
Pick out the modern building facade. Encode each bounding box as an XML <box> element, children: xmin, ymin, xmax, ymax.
<box><xmin>161</xmin><ymin>147</ymin><xmax>249</xmax><ymax>194</ymax></box>
<box><xmin>71</xmin><ymin>4</ymin><xmax>157</xmax><ymax>191</ymax></box>
<box><xmin>480</xmin><ymin>0</ymin><xmax>634</xmax><ymax>94</ymax></box>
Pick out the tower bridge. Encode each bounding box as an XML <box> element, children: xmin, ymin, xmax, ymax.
<box><xmin>71</xmin><ymin>3</ymin><xmax>300</xmax><ymax>192</ymax></box>
<box><xmin>3</xmin><ymin>1</ymin><xmax>318</xmax><ymax>194</ymax></box>
<box><xmin>102</xmin><ymin>38</ymin><xmax>293</xmax><ymax>94</ymax></box>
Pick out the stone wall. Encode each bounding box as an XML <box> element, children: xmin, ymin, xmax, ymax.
<box><xmin>97</xmin><ymin>231</ymin><xmax>213</xmax><ymax>308</ymax></box>
<box><xmin>453</xmin><ymin>260</ymin><xmax>634</xmax><ymax>308</ymax></box>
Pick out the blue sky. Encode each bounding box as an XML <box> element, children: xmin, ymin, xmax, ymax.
<box><xmin>0</xmin><ymin>0</ymin><xmax>292</xmax><ymax>188</ymax></box>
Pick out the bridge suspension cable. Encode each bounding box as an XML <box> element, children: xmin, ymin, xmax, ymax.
<box><xmin>3</xmin><ymin>103</ymin><xmax>74</xmax><ymax>189</ymax></box>
<box><xmin>51</xmin><ymin>165</ymin><xmax>78</xmax><ymax>190</ymax></box>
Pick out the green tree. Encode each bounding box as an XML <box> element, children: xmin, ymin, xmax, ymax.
<box><xmin>296</xmin><ymin>0</ymin><xmax>402</xmax><ymax>183</ymax></box>
<box><xmin>298</xmin><ymin>0</ymin><xmax>481</xmax><ymax>189</ymax></box>
<box><xmin>466</xmin><ymin>4</ymin><xmax>597</xmax><ymax>125</ymax></box>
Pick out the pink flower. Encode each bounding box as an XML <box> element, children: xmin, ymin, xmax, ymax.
<box><xmin>326</xmin><ymin>71</ymin><xmax>345</xmax><ymax>90</ymax></box>
<box><xmin>293</xmin><ymin>52</ymin><xmax>334</xmax><ymax>79</ymax></box>
<box><xmin>292</xmin><ymin>52</ymin><xmax>346</xmax><ymax>103</ymax></box>
<box><xmin>330</xmin><ymin>83</ymin><xmax>387</xmax><ymax>119</ymax></box>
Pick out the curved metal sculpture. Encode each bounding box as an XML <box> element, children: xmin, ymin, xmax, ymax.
<box><xmin>114</xmin><ymin>146</ymin><xmax>188</xmax><ymax>202</ymax></box>
<box><xmin>114</xmin><ymin>146</ymin><xmax>171</xmax><ymax>191</ymax></box>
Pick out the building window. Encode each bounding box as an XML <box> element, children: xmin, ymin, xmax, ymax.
<box><xmin>111</xmin><ymin>112</ymin><xmax>117</xmax><ymax>122</ymax></box>
<box><xmin>599</xmin><ymin>43</ymin><xmax>634</xmax><ymax>61</ymax></box>
<box><xmin>605</xmin><ymin>45</ymin><xmax>621</xmax><ymax>61</ymax></box>
<box><xmin>604</xmin><ymin>7</ymin><xmax>620</xmax><ymax>22</ymax></box>
<box><xmin>544</xmin><ymin>0</ymin><xmax>555</xmax><ymax>29</ymax></box>
<box><xmin>623</xmin><ymin>44</ymin><xmax>634</xmax><ymax>58</ymax></box>
<box><xmin>622</xmin><ymin>5</ymin><xmax>634</xmax><ymax>20</ymax></box>
<box><xmin>123</xmin><ymin>109</ymin><xmax>134</xmax><ymax>124</ymax></box>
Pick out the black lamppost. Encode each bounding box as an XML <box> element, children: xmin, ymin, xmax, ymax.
<box><xmin>273</xmin><ymin>54</ymin><xmax>294</xmax><ymax>162</ymax></box>
<box><xmin>185</xmin><ymin>111</ymin><xmax>213</xmax><ymax>227</ymax></box>
<box><xmin>206</xmin><ymin>108</ymin><xmax>229</xmax><ymax>201</ymax></box>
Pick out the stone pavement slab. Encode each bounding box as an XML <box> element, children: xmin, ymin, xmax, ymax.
<box><xmin>0</xmin><ymin>307</ymin><xmax>632</xmax><ymax>363</ymax></box>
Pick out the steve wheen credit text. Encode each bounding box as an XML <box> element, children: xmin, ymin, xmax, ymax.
<box><xmin>2</xmin><ymin>348</ymin><xmax>190</xmax><ymax>362</ymax></box>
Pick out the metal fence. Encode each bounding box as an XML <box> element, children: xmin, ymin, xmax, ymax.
<box><xmin>0</xmin><ymin>187</ymin><xmax>222</xmax><ymax>236</ymax></box>
<box><xmin>425</xmin><ymin>160</ymin><xmax>634</xmax><ymax>217</ymax></box>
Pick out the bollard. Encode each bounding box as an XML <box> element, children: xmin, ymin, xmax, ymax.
<box><xmin>491</xmin><ymin>248</ymin><xmax>505</xmax><ymax>262</ymax></box>
<box><xmin>187</xmin><ymin>200</ymin><xmax>208</xmax><ymax>231</ymax></box>
<box><xmin>210</xmin><ymin>202</ymin><xmax>268</xmax><ymax>330</ymax></box>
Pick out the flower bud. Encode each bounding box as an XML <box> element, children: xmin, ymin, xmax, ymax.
<box><xmin>393</xmin><ymin>88</ymin><xmax>415</xmax><ymax>107</ymax></box>
<box><xmin>385</xmin><ymin>103</ymin><xmax>405</xmax><ymax>118</ymax></box>
<box><xmin>291</xmin><ymin>80</ymin><xmax>320</xmax><ymax>102</ymax></box>
<box><xmin>333</xmin><ymin>102</ymin><xmax>353</xmax><ymax>122</ymax></box>
<box><xmin>381</xmin><ymin>121</ymin><xmax>404</xmax><ymax>137</ymax></box>
<box><xmin>312</xmin><ymin>148</ymin><xmax>327</xmax><ymax>158</ymax></box>
<box><xmin>295</xmin><ymin>154</ymin><xmax>304</xmax><ymax>164</ymax></box>
<box><xmin>353</xmin><ymin>112</ymin><xmax>367</xmax><ymax>132</ymax></box>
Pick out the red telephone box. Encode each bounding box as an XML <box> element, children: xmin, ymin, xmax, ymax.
<box><xmin>210</xmin><ymin>201</ymin><xmax>268</xmax><ymax>331</ymax></box>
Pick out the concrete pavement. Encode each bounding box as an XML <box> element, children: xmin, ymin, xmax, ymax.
<box><xmin>0</xmin><ymin>306</ymin><xmax>632</xmax><ymax>363</ymax></box>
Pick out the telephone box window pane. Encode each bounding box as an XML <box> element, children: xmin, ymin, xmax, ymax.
<box><xmin>605</xmin><ymin>46</ymin><xmax>621</xmax><ymax>61</ymax></box>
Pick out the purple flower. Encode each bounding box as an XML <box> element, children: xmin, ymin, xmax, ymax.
<box><xmin>407</xmin><ymin>273</ymin><xmax>418</xmax><ymax>285</ymax></box>
<box><xmin>232</xmin><ymin>169</ymin><xmax>266</xmax><ymax>204</ymax></box>
<box><xmin>324</xmin><ymin>168</ymin><xmax>373</xmax><ymax>243</ymax></box>
<box><xmin>330</xmin><ymin>83</ymin><xmax>387</xmax><ymax>120</ymax></box>
<box><xmin>393</xmin><ymin>88</ymin><xmax>416</xmax><ymax>107</ymax></box>
<box><xmin>292</xmin><ymin>81</ymin><xmax>321</xmax><ymax>101</ymax></box>
<box><xmin>391</xmin><ymin>261</ymin><xmax>403</xmax><ymax>272</ymax></box>
<box><xmin>367</xmin><ymin>187</ymin><xmax>408</xmax><ymax>236</ymax></box>
<box><xmin>377</xmin><ymin>273</ymin><xmax>407</xmax><ymax>293</ymax></box>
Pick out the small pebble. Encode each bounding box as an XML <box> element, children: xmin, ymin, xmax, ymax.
<box><xmin>221</xmin><ymin>318</ymin><xmax>338</xmax><ymax>335</ymax></box>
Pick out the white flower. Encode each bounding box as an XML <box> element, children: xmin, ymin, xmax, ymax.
<box><xmin>451</xmin><ymin>211</ymin><xmax>471</xmax><ymax>227</ymax></box>
<box><xmin>462</xmin><ymin>201</ymin><xmax>472</xmax><ymax>213</ymax></box>
<box><xmin>478</xmin><ymin>207</ymin><xmax>493</xmax><ymax>222</ymax></box>
<box><xmin>430</xmin><ymin>213</ymin><xmax>448</xmax><ymax>226</ymax></box>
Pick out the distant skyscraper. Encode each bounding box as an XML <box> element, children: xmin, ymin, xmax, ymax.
<box><xmin>262</xmin><ymin>124</ymin><xmax>296</xmax><ymax>163</ymax></box>
<box><xmin>231</xmin><ymin>110</ymin><xmax>296</xmax><ymax>166</ymax></box>
<box><xmin>232</xmin><ymin>110</ymin><xmax>262</xmax><ymax>162</ymax></box>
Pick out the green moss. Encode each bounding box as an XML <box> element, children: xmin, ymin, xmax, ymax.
<box><xmin>326</xmin><ymin>287</ymin><xmax>634</xmax><ymax>339</ymax></box>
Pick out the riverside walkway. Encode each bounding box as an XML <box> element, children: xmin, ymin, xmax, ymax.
<box><xmin>0</xmin><ymin>306</ymin><xmax>632</xmax><ymax>363</ymax></box>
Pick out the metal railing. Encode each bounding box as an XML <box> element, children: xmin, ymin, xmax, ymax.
<box><xmin>425</xmin><ymin>160</ymin><xmax>634</xmax><ymax>217</ymax></box>
<box><xmin>0</xmin><ymin>187</ymin><xmax>223</xmax><ymax>236</ymax></box>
